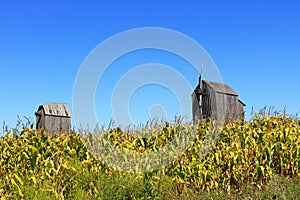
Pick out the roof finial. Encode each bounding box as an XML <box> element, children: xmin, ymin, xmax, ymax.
<box><xmin>199</xmin><ymin>64</ymin><xmax>204</xmax><ymax>88</ymax></box>
<box><xmin>201</xmin><ymin>64</ymin><xmax>203</xmax><ymax>77</ymax></box>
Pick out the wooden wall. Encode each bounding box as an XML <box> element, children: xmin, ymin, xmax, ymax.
<box><xmin>44</xmin><ymin>115</ymin><xmax>71</xmax><ymax>134</ymax></box>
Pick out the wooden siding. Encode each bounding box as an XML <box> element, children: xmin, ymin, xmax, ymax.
<box><xmin>215</xmin><ymin>93</ymin><xmax>241</xmax><ymax>122</ymax></box>
<box><xmin>203</xmin><ymin>82</ymin><xmax>215</xmax><ymax>120</ymax></box>
<box><xmin>44</xmin><ymin>115</ymin><xmax>71</xmax><ymax>134</ymax></box>
<box><xmin>192</xmin><ymin>91</ymin><xmax>200</xmax><ymax>122</ymax></box>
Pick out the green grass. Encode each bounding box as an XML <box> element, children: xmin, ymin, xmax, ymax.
<box><xmin>15</xmin><ymin>174</ymin><xmax>300</xmax><ymax>199</ymax></box>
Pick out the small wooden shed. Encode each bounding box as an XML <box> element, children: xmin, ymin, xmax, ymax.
<box><xmin>35</xmin><ymin>102</ymin><xmax>71</xmax><ymax>134</ymax></box>
<box><xmin>192</xmin><ymin>75</ymin><xmax>245</xmax><ymax>123</ymax></box>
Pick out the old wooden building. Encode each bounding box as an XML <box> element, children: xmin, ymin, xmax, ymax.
<box><xmin>192</xmin><ymin>75</ymin><xmax>245</xmax><ymax>123</ymax></box>
<box><xmin>35</xmin><ymin>102</ymin><xmax>71</xmax><ymax>134</ymax></box>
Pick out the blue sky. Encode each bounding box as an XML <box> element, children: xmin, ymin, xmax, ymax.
<box><xmin>1</xmin><ymin>1</ymin><xmax>300</xmax><ymax>132</ymax></box>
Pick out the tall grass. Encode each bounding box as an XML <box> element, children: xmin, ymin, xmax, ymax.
<box><xmin>0</xmin><ymin>112</ymin><xmax>300</xmax><ymax>199</ymax></box>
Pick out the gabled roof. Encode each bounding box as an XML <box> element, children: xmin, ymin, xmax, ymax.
<box><xmin>37</xmin><ymin>102</ymin><xmax>71</xmax><ymax>117</ymax></box>
<box><xmin>204</xmin><ymin>80</ymin><xmax>238</xmax><ymax>96</ymax></box>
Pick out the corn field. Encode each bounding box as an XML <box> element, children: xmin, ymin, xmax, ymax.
<box><xmin>1</xmin><ymin>114</ymin><xmax>300</xmax><ymax>199</ymax></box>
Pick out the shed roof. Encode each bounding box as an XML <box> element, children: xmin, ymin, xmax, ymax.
<box><xmin>204</xmin><ymin>81</ymin><xmax>238</xmax><ymax>96</ymax></box>
<box><xmin>37</xmin><ymin>102</ymin><xmax>71</xmax><ymax>117</ymax></box>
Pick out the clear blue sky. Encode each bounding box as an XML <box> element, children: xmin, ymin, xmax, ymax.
<box><xmin>1</xmin><ymin>1</ymin><xmax>299</xmax><ymax>132</ymax></box>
